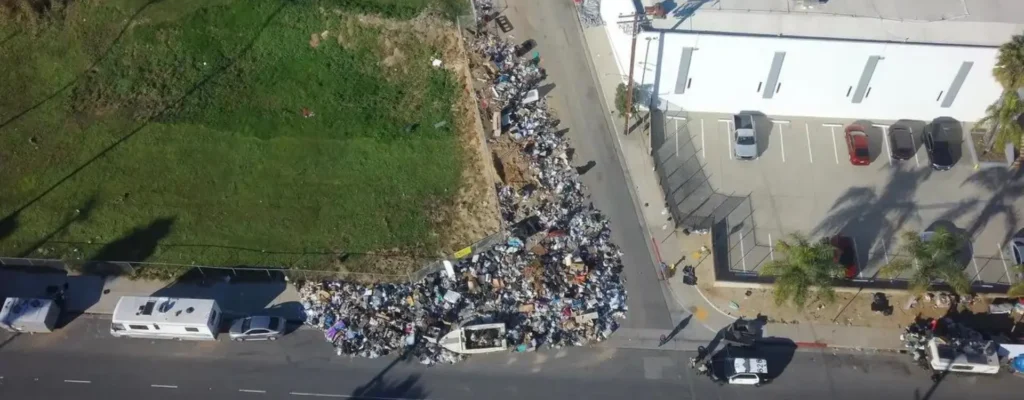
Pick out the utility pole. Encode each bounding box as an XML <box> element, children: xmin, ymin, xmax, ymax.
<box><xmin>617</xmin><ymin>13</ymin><xmax>645</xmax><ymax>136</ymax></box>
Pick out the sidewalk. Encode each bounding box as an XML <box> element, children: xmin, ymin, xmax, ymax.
<box><xmin>572</xmin><ymin>9</ymin><xmax>904</xmax><ymax>351</ymax></box>
<box><xmin>0</xmin><ymin>268</ymin><xmax>303</xmax><ymax>321</ymax></box>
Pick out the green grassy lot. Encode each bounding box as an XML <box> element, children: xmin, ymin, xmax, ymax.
<box><xmin>0</xmin><ymin>0</ymin><xmax>469</xmax><ymax>275</ymax></box>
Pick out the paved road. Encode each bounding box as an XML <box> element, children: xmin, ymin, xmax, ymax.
<box><xmin>497</xmin><ymin>0</ymin><xmax>675</xmax><ymax>330</ymax></box>
<box><xmin>1</xmin><ymin>315</ymin><xmax>1022</xmax><ymax>399</ymax></box>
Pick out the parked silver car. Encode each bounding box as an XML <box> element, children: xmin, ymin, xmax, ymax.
<box><xmin>733</xmin><ymin>114</ymin><xmax>757</xmax><ymax>160</ymax></box>
<box><xmin>229</xmin><ymin>316</ymin><xmax>285</xmax><ymax>341</ymax></box>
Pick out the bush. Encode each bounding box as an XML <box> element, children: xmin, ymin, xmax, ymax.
<box><xmin>614</xmin><ymin>82</ymin><xmax>639</xmax><ymax>118</ymax></box>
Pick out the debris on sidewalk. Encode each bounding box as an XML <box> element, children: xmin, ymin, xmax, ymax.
<box><xmin>575</xmin><ymin>0</ymin><xmax>605</xmax><ymax>28</ymax></box>
<box><xmin>297</xmin><ymin>22</ymin><xmax>628</xmax><ymax>365</ymax></box>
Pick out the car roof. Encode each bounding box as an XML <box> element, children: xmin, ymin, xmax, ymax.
<box><xmin>248</xmin><ymin>316</ymin><xmax>272</xmax><ymax>329</ymax></box>
<box><xmin>851</xmin><ymin>134</ymin><xmax>869</xmax><ymax>146</ymax></box>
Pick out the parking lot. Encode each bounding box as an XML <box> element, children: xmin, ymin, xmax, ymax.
<box><xmin>659</xmin><ymin>110</ymin><xmax>1023</xmax><ymax>288</ymax></box>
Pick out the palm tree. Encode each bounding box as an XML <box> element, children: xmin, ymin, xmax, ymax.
<box><xmin>759</xmin><ymin>233</ymin><xmax>846</xmax><ymax>309</ymax></box>
<box><xmin>1009</xmin><ymin>265</ymin><xmax>1024</xmax><ymax>297</ymax></box>
<box><xmin>981</xmin><ymin>35</ymin><xmax>1024</xmax><ymax>164</ymax></box>
<box><xmin>880</xmin><ymin>229</ymin><xmax>970</xmax><ymax>295</ymax></box>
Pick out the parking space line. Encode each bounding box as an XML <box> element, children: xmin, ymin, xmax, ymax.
<box><xmin>738</xmin><ymin>232</ymin><xmax>747</xmax><ymax>272</ymax></box>
<box><xmin>700</xmin><ymin>119</ymin><xmax>706</xmax><ymax>159</ymax></box>
<box><xmin>881</xmin><ymin>241</ymin><xmax>891</xmax><ymax>264</ymax></box>
<box><xmin>908</xmin><ymin>126</ymin><xmax>921</xmax><ymax>167</ymax></box>
<box><xmin>151</xmin><ymin>384</ymin><xmax>178</xmax><ymax>389</ymax></box>
<box><xmin>240</xmin><ymin>389</ymin><xmax>267</xmax><ymax>394</ymax></box>
<box><xmin>823</xmin><ymin>123</ymin><xmax>839</xmax><ymax>164</ymax></box>
<box><xmin>876</xmin><ymin>125</ymin><xmax>892</xmax><ymax>165</ymax></box>
<box><xmin>998</xmin><ymin>243</ymin><xmax>1013</xmax><ymax>283</ymax></box>
<box><xmin>852</xmin><ymin>237</ymin><xmax>862</xmax><ymax>279</ymax></box>
<box><xmin>969</xmin><ymin>241</ymin><xmax>980</xmax><ymax>282</ymax></box>
<box><xmin>804</xmin><ymin>124</ymin><xmax>813</xmax><ymax>163</ymax></box>
<box><xmin>768</xmin><ymin>233</ymin><xmax>774</xmax><ymax>260</ymax></box>
<box><xmin>718</xmin><ymin>119</ymin><xmax>732</xmax><ymax>160</ymax></box>
<box><xmin>774</xmin><ymin>120</ymin><xmax>789</xmax><ymax>163</ymax></box>
<box><xmin>64</xmin><ymin>380</ymin><xmax>91</xmax><ymax>384</ymax></box>
<box><xmin>674</xmin><ymin>119</ymin><xmax>679</xmax><ymax>156</ymax></box>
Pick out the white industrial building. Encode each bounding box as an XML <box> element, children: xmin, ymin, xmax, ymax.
<box><xmin>602</xmin><ymin>0</ymin><xmax>1024</xmax><ymax>121</ymax></box>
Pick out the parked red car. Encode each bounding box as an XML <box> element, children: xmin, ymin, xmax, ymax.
<box><xmin>827</xmin><ymin>235</ymin><xmax>858</xmax><ymax>279</ymax></box>
<box><xmin>845</xmin><ymin>124</ymin><xmax>871</xmax><ymax>166</ymax></box>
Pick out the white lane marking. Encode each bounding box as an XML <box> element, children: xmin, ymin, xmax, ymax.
<box><xmin>240</xmin><ymin>389</ymin><xmax>267</xmax><ymax>394</ymax></box>
<box><xmin>909</xmin><ymin>126</ymin><xmax>921</xmax><ymax>167</ymax></box>
<box><xmin>804</xmin><ymin>123</ymin><xmax>813</xmax><ymax>163</ymax></box>
<box><xmin>877</xmin><ymin>125</ymin><xmax>892</xmax><ymax>165</ymax></box>
<box><xmin>64</xmin><ymin>380</ymin><xmax>91</xmax><ymax>384</ymax></box>
<box><xmin>290</xmin><ymin>393</ymin><xmax>345</xmax><ymax>398</ymax></box>
<box><xmin>719</xmin><ymin>119</ymin><xmax>733</xmax><ymax>160</ymax></box>
<box><xmin>998</xmin><ymin>243</ymin><xmax>1013</xmax><ymax>284</ymax></box>
<box><xmin>151</xmin><ymin>384</ymin><xmax>178</xmax><ymax>389</ymax></box>
<box><xmin>823</xmin><ymin>124</ymin><xmax>840</xmax><ymax>164</ymax></box>
<box><xmin>776</xmin><ymin>122</ymin><xmax>787</xmax><ymax>162</ymax></box>
<box><xmin>881</xmin><ymin>241</ymin><xmax>891</xmax><ymax>264</ymax></box>
<box><xmin>739</xmin><ymin>231</ymin><xmax>747</xmax><ymax>272</ymax></box>
<box><xmin>700</xmin><ymin>118</ymin><xmax>706</xmax><ymax>159</ymax></box>
<box><xmin>768</xmin><ymin>233</ymin><xmax>774</xmax><ymax>260</ymax></box>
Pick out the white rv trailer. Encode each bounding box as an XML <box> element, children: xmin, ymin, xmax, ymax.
<box><xmin>111</xmin><ymin>296</ymin><xmax>222</xmax><ymax>341</ymax></box>
<box><xmin>0</xmin><ymin>297</ymin><xmax>60</xmax><ymax>333</ymax></box>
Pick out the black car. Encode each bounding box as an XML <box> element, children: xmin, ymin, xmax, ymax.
<box><xmin>888</xmin><ymin>125</ymin><xmax>916</xmax><ymax>161</ymax></box>
<box><xmin>923</xmin><ymin>122</ymin><xmax>956</xmax><ymax>170</ymax></box>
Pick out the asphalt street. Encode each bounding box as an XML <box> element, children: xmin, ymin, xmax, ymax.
<box><xmin>496</xmin><ymin>0</ymin><xmax>675</xmax><ymax>330</ymax></box>
<box><xmin>1</xmin><ymin>316</ymin><xmax>1022</xmax><ymax>399</ymax></box>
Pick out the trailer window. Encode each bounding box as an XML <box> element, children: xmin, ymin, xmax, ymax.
<box><xmin>950</xmin><ymin>365</ymin><xmax>975</xmax><ymax>371</ymax></box>
<box><xmin>128</xmin><ymin>325</ymin><xmax>149</xmax><ymax>330</ymax></box>
<box><xmin>185</xmin><ymin>327</ymin><xmax>200</xmax><ymax>332</ymax></box>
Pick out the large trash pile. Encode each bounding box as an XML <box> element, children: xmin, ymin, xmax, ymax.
<box><xmin>297</xmin><ymin>18</ymin><xmax>628</xmax><ymax>365</ymax></box>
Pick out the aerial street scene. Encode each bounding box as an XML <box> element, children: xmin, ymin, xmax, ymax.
<box><xmin>3</xmin><ymin>0</ymin><xmax>1024</xmax><ymax>398</ymax></box>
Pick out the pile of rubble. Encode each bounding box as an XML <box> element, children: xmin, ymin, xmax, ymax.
<box><xmin>297</xmin><ymin>19</ymin><xmax>627</xmax><ymax>365</ymax></box>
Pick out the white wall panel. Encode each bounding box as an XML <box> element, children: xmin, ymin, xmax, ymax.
<box><xmin>649</xmin><ymin>32</ymin><xmax>1002</xmax><ymax>122</ymax></box>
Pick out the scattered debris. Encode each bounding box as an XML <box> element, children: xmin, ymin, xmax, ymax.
<box><xmin>297</xmin><ymin>16</ymin><xmax>628</xmax><ymax>365</ymax></box>
<box><xmin>575</xmin><ymin>0</ymin><xmax>605</xmax><ymax>28</ymax></box>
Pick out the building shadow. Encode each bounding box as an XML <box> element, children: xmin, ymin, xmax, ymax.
<box><xmin>351</xmin><ymin>349</ymin><xmax>429</xmax><ymax>399</ymax></box>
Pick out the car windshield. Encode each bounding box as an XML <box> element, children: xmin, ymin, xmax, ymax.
<box><xmin>241</xmin><ymin>318</ymin><xmax>251</xmax><ymax>332</ymax></box>
<box><xmin>269</xmin><ymin>318</ymin><xmax>281</xmax><ymax>331</ymax></box>
<box><xmin>855</xmin><ymin>148</ymin><xmax>869</xmax><ymax>158</ymax></box>
<box><xmin>737</xmin><ymin>136</ymin><xmax>755</xmax><ymax>145</ymax></box>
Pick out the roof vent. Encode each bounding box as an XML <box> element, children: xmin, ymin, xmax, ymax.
<box><xmin>186</xmin><ymin>307</ymin><xmax>195</xmax><ymax>314</ymax></box>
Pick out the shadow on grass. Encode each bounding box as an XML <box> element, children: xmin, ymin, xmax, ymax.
<box><xmin>0</xmin><ymin>0</ymin><xmax>289</xmax><ymax>227</ymax></box>
<box><xmin>0</xmin><ymin>0</ymin><xmax>162</xmax><ymax>131</ymax></box>
<box><xmin>16</xmin><ymin>195</ymin><xmax>97</xmax><ymax>257</ymax></box>
<box><xmin>83</xmin><ymin>217</ymin><xmax>175</xmax><ymax>276</ymax></box>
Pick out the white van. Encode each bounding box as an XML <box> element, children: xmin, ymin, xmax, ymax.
<box><xmin>111</xmin><ymin>296</ymin><xmax>222</xmax><ymax>341</ymax></box>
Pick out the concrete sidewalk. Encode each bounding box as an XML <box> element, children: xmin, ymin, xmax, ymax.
<box><xmin>573</xmin><ymin>11</ymin><xmax>905</xmax><ymax>352</ymax></box>
<box><xmin>0</xmin><ymin>269</ymin><xmax>304</xmax><ymax>321</ymax></box>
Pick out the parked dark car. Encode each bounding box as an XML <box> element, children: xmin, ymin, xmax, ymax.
<box><xmin>923</xmin><ymin>121</ymin><xmax>956</xmax><ymax>170</ymax></box>
<box><xmin>888</xmin><ymin>125</ymin><xmax>916</xmax><ymax>161</ymax></box>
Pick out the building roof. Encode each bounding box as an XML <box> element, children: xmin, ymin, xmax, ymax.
<box><xmin>112</xmin><ymin>296</ymin><xmax>217</xmax><ymax>325</ymax></box>
<box><xmin>642</xmin><ymin>0</ymin><xmax>1024</xmax><ymax>47</ymax></box>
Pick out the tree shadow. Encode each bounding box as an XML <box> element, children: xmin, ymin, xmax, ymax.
<box><xmin>960</xmin><ymin>166</ymin><xmax>1024</xmax><ymax>245</ymax></box>
<box><xmin>82</xmin><ymin>217</ymin><xmax>174</xmax><ymax>275</ymax></box>
<box><xmin>351</xmin><ymin>349</ymin><xmax>429</xmax><ymax>399</ymax></box>
<box><xmin>16</xmin><ymin>195</ymin><xmax>97</xmax><ymax>257</ymax></box>
<box><xmin>0</xmin><ymin>1</ymin><xmax>288</xmax><ymax>225</ymax></box>
<box><xmin>812</xmin><ymin>166</ymin><xmax>934</xmax><ymax>270</ymax></box>
<box><xmin>148</xmin><ymin>266</ymin><xmax>295</xmax><ymax>330</ymax></box>
<box><xmin>0</xmin><ymin>0</ymin><xmax>162</xmax><ymax>131</ymax></box>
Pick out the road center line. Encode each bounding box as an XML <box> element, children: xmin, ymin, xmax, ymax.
<box><xmin>151</xmin><ymin>384</ymin><xmax>178</xmax><ymax>389</ymax></box>
<box><xmin>289</xmin><ymin>392</ymin><xmax>345</xmax><ymax>398</ymax></box>
<box><xmin>64</xmin><ymin>380</ymin><xmax>91</xmax><ymax>384</ymax></box>
<box><xmin>240</xmin><ymin>389</ymin><xmax>267</xmax><ymax>393</ymax></box>
<box><xmin>804</xmin><ymin>123</ymin><xmax>813</xmax><ymax>163</ymax></box>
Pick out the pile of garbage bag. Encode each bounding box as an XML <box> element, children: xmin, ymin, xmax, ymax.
<box><xmin>297</xmin><ymin>22</ymin><xmax>627</xmax><ymax>365</ymax></box>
